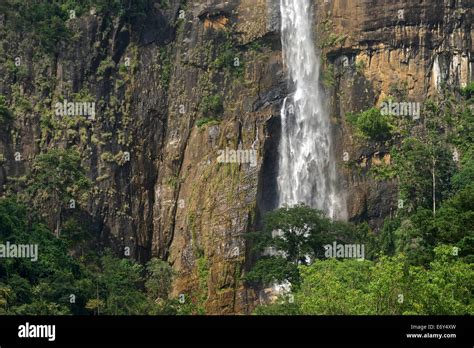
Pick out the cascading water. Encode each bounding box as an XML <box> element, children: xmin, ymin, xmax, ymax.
<box><xmin>277</xmin><ymin>0</ymin><xmax>345</xmax><ymax>220</ymax></box>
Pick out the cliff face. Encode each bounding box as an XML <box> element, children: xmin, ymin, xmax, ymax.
<box><xmin>0</xmin><ymin>0</ymin><xmax>472</xmax><ymax>313</ymax></box>
<box><xmin>312</xmin><ymin>0</ymin><xmax>472</xmax><ymax>228</ymax></box>
<box><xmin>151</xmin><ymin>0</ymin><xmax>282</xmax><ymax>313</ymax></box>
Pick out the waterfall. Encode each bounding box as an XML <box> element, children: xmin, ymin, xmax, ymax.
<box><xmin>277</xmin><ymin>0</ymin><xmax>345</xmax><ymax>220</ymax></box>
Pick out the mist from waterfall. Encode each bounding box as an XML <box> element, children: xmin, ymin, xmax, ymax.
<box><xmin>277</xmin><ymin>0</ymin><xmax>346</xmax><ymax>220</ymax></box>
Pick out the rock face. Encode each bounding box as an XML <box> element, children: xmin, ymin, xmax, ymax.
<box><xmin>0</xmin><ymin>0</ymin><xmax>472</xmax><ymax>313</ymax></box>
<box><xmin>316</xmin><ymin>0</ymin><xmax>473</xmax><ymax>228</ymax></box>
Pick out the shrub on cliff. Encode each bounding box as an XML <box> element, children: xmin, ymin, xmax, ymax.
<box><xmin>347</xmin><ymin>107</ymin><xmax>394</xmax><ymax>141</ymax></box>
<box><xmin>0</xmin><ymin>96</ymin><xmax>13</xmax><ymax>126</ymax></box>
<box><xmin>200</xmin><ymin>95</ymin><xmax>224</xmax><ymax>118</ymax></box>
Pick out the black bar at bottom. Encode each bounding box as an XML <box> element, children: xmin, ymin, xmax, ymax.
<box><xmin>0</xmin><ymin>315</ymin><xmax>471</xmax><ymax>346</ymax></box>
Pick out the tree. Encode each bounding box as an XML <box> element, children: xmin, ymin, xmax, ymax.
<box><xmin>378</xmin><ymin>218</ymin><xmax>400</xmax><ymax>256</ymax></box>
<box><xmin>99</xmin><ymin>253</ymin><xmax>149</xmax><ymax>315</ymax></box>
<box><xmin>295</xmin><ymin>259</ymin><xmax>373</xmax><ymax>315</ymax></box>
<box><xmin>85</xmin><ymin>298</ymin><xmax>104</xmax><ymax>316</ymax></box>
<box><xmin>0</xmin><ymin>198</ymin><xmax>93</xmax><ymax>315</ymax></box>
<box><xmin>258</xmin><ymin>204</ymin><xmax>332</xmax><ymax>263</ymax></box>
<box><xmin>451</xmin><ymin>155</ymin><xmax>474</xmax><ymax>192</ymax></box>
<box><xmin>407</xmin><ymin>245</ymin><xmax>473</xmax><ymax>314</ymax></box>
<box><xmin>0</xmin><ymin>286</ymin><xmax>13</xmax><ymax>314</ymax></box>
<box><xmin>244</xmin><ymin>256</ymin><xmax>300</xmax><ymax>286</ymax></box>
<box><xmin>393</xmin><ymin>209</ymin><xmax>436</xmax><ymax>265</ymax></box>
<box><xmin>145</xmin><ymin>259</ymin><xmax>174</xmax><ymax>301</ymax></box>
<box><xmin>26</xmin><ymin>148</ymin><xmax>90</xmax><ymax>237</ymax></box>
<box><xmin>391</xmin><ymin>182</ymin><xmax>474</xmax><ymax>266</ymax></box>
<box><xmin>254</xmin><ymin>247</ymin><xmax>473</xmax><ymax>315</ymax></box>
<box><xmin>394</xmin><ymin>137</ymin><xmax>454</xmax><ymax>215</ymax></box>
<box><xmin>347</xmin><ymin>107</ymin><xmax>394</xmax><ymax>141</ymax></box>
<box><xmin>246</xmin><ymin>205</ymin><xmax>358</xmax><ymax>287</ymax></box>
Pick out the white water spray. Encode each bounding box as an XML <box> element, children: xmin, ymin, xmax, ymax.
<box><xmin>277</xmin><ymin>0</ymin><xmax>345</xmax><ymax>220</ymax></box>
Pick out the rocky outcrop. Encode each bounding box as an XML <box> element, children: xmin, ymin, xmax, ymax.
<box><xmin>316</xmin><ymin>0</ymin><xmax>473</xmax><ymax>227</ymax></box>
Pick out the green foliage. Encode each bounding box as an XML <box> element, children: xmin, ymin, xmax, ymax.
<box><xmin>165</xmin><ymin>174</ymin><xmax>180</xmax><ymax>188</ymax></box>
<box><xmin>145</xmin><ymin>259</ymin><xmax>174</xmax><ymax>301</ymax></box>
<box><xmin>264</xmin><ymin>206</ymin><xmax>322</xmax><ymax>263</ymax></box>
<box><xmin>460</xmin><ymin>82</ymin><xmax>474</xmax><ymax>99</ymax></box>
<box><xmin>251</xmin><ymin>95</ymin><xmax>472</xmax><ymax>315</ymax></box>
<box><xmin>244</xmin><ymin>256</ymin><xmax>301</xmax><ymax>286</ymax></box>
<box><xmin>197</xmin><ymin>257</ymin><xmax>209</xmax><ymax>292</ymax></box>
<box><xmin>61</xmin><ymin>217</ymin><xmax>90</xmax><ymax>250</ymax></box>
<box><xmin>355</xmin><ymin>60</ymin><xmax>366</xmax><ymax>74</ymax></box>
<box><xmin>213</xmin><ymin>47</ymin><xmax>237</xmax><ymax>70</ymax></box>
<box><xmin>384</xmin><ymin>181</ymin><xmax>473</xmax><ymax>267</ymax></box>
<box><xmin>255</xmin><ymin>205</ymin><xmax>358</xmax><ymax>261</ymax></box>
<box><xmin>85</xmin><ymin>298</ymin><xmax>104</xmax><ymax>314</ymax></box>
<box><xmin>97</xmin><ymin>57</ymin><xmax>116</xmax><ymax>78</ymax></box>
<box><xmin>211</xmin><ymin>30</ymin><xmax>244</xmax><ymax>78</ymax></box>
<box><xmin>14</xmin><ymin>148</ymin><xmax>91</xmax><ymax>240</ymax></box>
<box><xmin>61</xmin><ymin>0</ymin><xmax>152</xmax><ymax>21</ymax></box>
<box><xmin>246</xmin><ymin>205</ymin><xmax>363</xmax><ymax>287</ymax></box>
<box><xmin>369</xmin><ymin>161</ymin><xmax>398</xmax><ymax>181</ymax></box>
<box><xmin>393</xmin><ymin>137</ymin><xmax>455</xmax><ymax>212</ymax></box>
<box><xmin>0</xmin><ymin>95</ymin><xmax>13</xmax><ymax>126</ymax></box>
<box><xmin>159</xmin><ymin>0</ymin><xmax>171</xmax><ymax>9</ymax></box>
<box><xmin>195</xmin><ymin>256</ymin><xmax>209</xmax><ymax>312</ymax></box>
<box><xmin>253</xmin><ymin>300</ymin><xmax>300</xmax><ymax>315</ymax></box>
<box><xmin>158</xmin><ymin>47</ymin><xmax>172</xmax><ymax>89</ymax></box>
<box><xmin>3</xmin><ymin>0</ymin><xmax>152</xmax><ymax>53</ymax></box>
<box><xmin>4</xmin><ymin>1</ymin><xmax>70</xmax><ymax>53</ymax></box>
<box><xmin>247</xmin><ymin>39</ymin><xmax>267</xmax><ymax>52</ymax></box>
<box><xmin>406</xmin><ymin>245</ymin><xmax>473</xmax><ymax>314</ymax></box>
<box><xmin>389</xmin><ymin>82</ymin><xmax>409</xmax><ymax>101</ymax></box>
<box><xmin>0</xmin><ymin>196</ymin><xmax>199</xmax><ymax>315</ymax></box>
<box><xmin>199</xmin><ymin>95</ymin><xmax>223</xmax><ymax>118</ymax></box>
<box><xmin>392</xmin><ymin>209</ymin><xmax>435</xmax><ymax>265</ymax></box>
<box><xmin>322</xmin><ymin>65</ymin><xmax>336</xmax><ymax>88</ymax></box>
<box><xmin>432</xmin><ymin>184</ymin><xmax>474</xmax><ymax>254</ymax></box>
<box><xmin>26</xmin><ymin>149</ymin><xmax>90</xmax><ymax>217</ymax></box>
<box><xmin>451</xmin><ymin>106</ymin><xmax>474</xmax><ymax>154</ymax></box>
<box><xmin>367</xmin><ymin>255</ymin><xmax>411</xmax><ymax>315</ymax></box>
<box><xmin>320</xmin><ymin>32</ymin><xmax>347</xmax><ymax>49</ymax></box>
<box><xmin>451</xmin><ymin>155</ymin><xmax>474</xmax><ymax>192</ymax></box>
<box><xmin>99</xmin><ymin>253</ymin><xmax>148</xmax><ymax>315</ymax></box>
<box><xmin>0</xmin><ymin>198</ymin><xmax>87</xmax><ymax>314</ymax></box>
<box><xmin>296</xmin><ymin>259</ymin><xmax>374</xmax><ymax>314</ymax></box>
<box><xmin>0</xmin><ymin>196</ymin><xmax>171</xmax><ymax>315</ymax></box>
<box><xmin>378</xmin><ymin>218</ymin><xmax>400</xmax><ymax>256</ymax></box>
<box><xmin>196</xmin><ymin>117</ymin><xmax>220</xmax><ymax>128</ymax></box>
<box><xmin>347</xmin><ymin>107</ymin><xmax>394</xmax><ymax>141</ymax></box>
<box><xmin>255</xmin><ymin>249</ymin><xmax>473</xmax><ymax>315</ymax></box>
<box><xmin>196</xmin><ymin>92</ymin><xmax>223</xmax><ymax>129</ymax></box>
